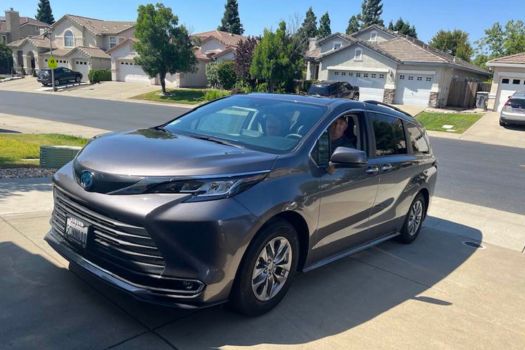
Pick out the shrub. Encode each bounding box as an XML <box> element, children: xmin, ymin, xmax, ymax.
<box><xmin>216</xmin><ymin>61</ymin><xmax>237</xmax><ymax>90</ymax></box>
<box><xmin>204</xmin><ymin>89</ymin><xmax>230</xmax><ymax>101</ymax></box>
<box><xmin>205</xmin><ymin>62</ymin><xmax>220</xmax><ymax>88</ymax></box>
<box><xmin>255</xmin><ymin>82</ymin><xmax>268</xmax><ymax>92</ymax></box>
<box><xmin>88</xmin><ymin>69</ymin><xmax>112</xmax><ymax>84</ymax></box>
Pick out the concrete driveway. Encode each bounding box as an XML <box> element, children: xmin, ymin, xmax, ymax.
<box><xmin>1</xmin><ymin>178</ymin><xmax>524</xmax><ymax>349</ymax></box>
<box><xmin>0</xmin><ymin>77</ymin><xmax>158</xmax><ymax>101</ymax></box>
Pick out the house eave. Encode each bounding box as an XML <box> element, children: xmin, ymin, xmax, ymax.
<box><xmin>486</xmin><ymin>62</ymin><xmax>525</xmax><ymax>69</ymax></box>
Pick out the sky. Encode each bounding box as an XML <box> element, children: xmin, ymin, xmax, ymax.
<box><xmin>4</xmin><ymin>0</ymin><xmax>525</xmax><ymax>45</ymax></box>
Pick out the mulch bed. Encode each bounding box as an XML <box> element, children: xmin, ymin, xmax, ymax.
<box><xmin>0</xmin><ymin>167</ymin><xmax>57</xmax><ymax>179</ymax></box>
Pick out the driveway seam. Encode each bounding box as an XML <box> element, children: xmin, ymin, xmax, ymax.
<box><xmin>104</xmin><ymin>330</ymin><xmax>149</xmax><ymax>349</ymax></box>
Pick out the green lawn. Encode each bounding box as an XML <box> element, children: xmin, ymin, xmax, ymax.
<box><xmin>131</xmin><ymin>88</ymin><xmax>230</xmax><ymax>105</ymax></box>
<box><xmin>0</xmin><ymin>134</ymin><xmax>88</xmax><ymax>168</ymax></box>
<box><xmin>416</xmin><ymin>112</ymin><xmax>482</xmax><ymax>134</ymax></box>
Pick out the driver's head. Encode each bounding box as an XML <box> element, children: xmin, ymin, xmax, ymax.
<box><xmin>265</xmin><ymin>114</ymin><xmax>286</xmax><ymax>136</ymax></box>
<box><xmin>329</xmin><ymin>116</ymin><xmax>348</xmax><ymax>141</ymax></box>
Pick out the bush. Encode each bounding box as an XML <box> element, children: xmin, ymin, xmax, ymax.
<box><xmin>204</xmin><ymin>89</ymin><xmax>230</xmax><ymax>101</ymax></box>
<box><xmin>88</xmin><ymin>69</ymin><xmax>112</xmax><ymax>84</ymax></box>
<box><xmin>255</xmin><ymin>82</ymin><xmax>268</xmax><ymax>92</ymax></box>
<box><xmin>205</xmin><ymin>62</ymin><xmax>220</xmax><ymax>88</ymax></box>
<box><xmin>216</xmin><ymin>61</ymin><xmax>237</xmax><ymax>90</ymax></box>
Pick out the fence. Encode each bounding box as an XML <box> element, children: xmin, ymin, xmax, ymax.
<box><xmin>447</xmin><ymin>79</ymin><xmax>491</xmax><ymax>108</ymax></box>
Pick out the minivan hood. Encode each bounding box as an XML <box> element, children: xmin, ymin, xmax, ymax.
<box><xmin>74</xmin><ymin>129</ymin><xmax>278</xmax><ymax>177</ymax></box>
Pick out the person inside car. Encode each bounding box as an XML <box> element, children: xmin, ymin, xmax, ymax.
<box><xmin>264</xmin><ymin>114</ymin><xmax>289</xmax><ymax>137</ymax></box>
<box><xmin>329</xmin><ymin>116</ymin><xmax>356</xmax><ymax>151</ymax></box>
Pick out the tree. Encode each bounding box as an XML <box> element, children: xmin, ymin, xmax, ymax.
<box><xmin>205</xmin><ymin>62</ymin><xmax>220</xmax><ymax>88</ymax></box>
<box><xmin>218</xmin><ymin>0</ymin><xmax>244</xmax><ymax>35</ymax></box>
<box><xmin>295</xmin><ymin>7</ymin><xmax>318</xmax><ymax>53</ymax></box>
<box><xmin>388</xmin><ymin>18</ymin><xmax>417</xmax><ymax>38</ymax></box>
<box><xmin>234</xmin><ymin>36</ymin><xmax>257</xmax><ymax>83</ymax></box>
<box><xmin>474</xmin><ymin>20</ymin><xmax>525</xmax><ymax>67</ymax></box>
<box><xmin>358</xmin><ymin>0</ymin><xmax>384</xmax><ymax>28</ymax></box>
<box><xmin>134</xmin><ymin>4</ymin><xmax>196</xmax><ymax>94</ymax></box>
<box><xmin>216</xmin><ymin>61</ymin><xmax>237</xmax><ymax>90</ymax></box>
<box><xmin>250</xmin><ymin>21</ymin><xmax>302</xmax><ymax>92</ymax></box>
<box><xmin>429</xmin><ymin>30</ymin><xmax>473</xmax><ymax>62</ymax></box>
<box><xmin>346</xmin><ymin>15</ymin><xmax>360</xmax><ymax>35</ymax></box>
<box><xmin>0</xmin><ymin>43</ymin><xmax>14</xmax><ymax>74</ymax></box>
<box><xmin>35</xmin><ymin>0</ymin><xmax>55</xmax><ymax>25</ymax></box>
<box><xmin>318</xmin><ymin>12</ymin><xmax>332</xmax><ymax>39</ymax></box>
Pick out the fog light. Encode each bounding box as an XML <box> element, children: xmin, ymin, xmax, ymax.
<box><xmin>182</xmin><ymin>281</ymin><xmax>196</xmax><ymax>290</ymax></box>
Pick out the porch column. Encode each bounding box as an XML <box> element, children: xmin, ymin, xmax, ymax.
<box><xmin>22</xmin><ymin>55</ymin><xmax>29</xmax><ymax>75</ymax></box>
<box><xmin>11</xmin><ymin>52</ymin><xmax>18</xmax><ymax>74</ymax></box>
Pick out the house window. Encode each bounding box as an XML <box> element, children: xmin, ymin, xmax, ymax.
<box><xmin>363</xmin><ymin>73</ymin><xmax>369</xmax><ymax>78</ymax></box>
<box><xmin>399</xmin><ymin>74</ymin><xmax>405</xmax><ymax>80</ymax></box>
<box><xmin>356</xmin><ymin>73</ymin><xmax>361</xmax><ymax>77</ymax></box>
<box><xmin>408</xmin><ymin>76</ymin><xmax>414</xmax><ymax>80</ymax></box>
<box><xmin>341</xmin><ymin>72</ymin><xmax>346</xmax><ymax>76</ymax></box>
<box><xmin>502</xmin><ymin>78</ymin><xmax>510</xmax><ymax>84</ymax></box>
<box><xmin>334</xmin><ymin>71</ymin><xmax>339</xmax><ymax>76</ymax></box>
<box><xmin>417</xmin><ymin>76</ymin><xmax>423</xmax><ymax>81</ymax></box>
<box><xmin>109</xmin><ymin>36</ymin><xmax>117</xmax><ymax>49</ymax></box>
<box><xmin>370</xmin><ymin>31</ymin><xmax>377</xmax><ymax>42</ymax></box>
<box><xmin>426</xmin><ymin>77</ymin><xmax>432</xmax><ymax>82</ymax></box>
<box><xmin>354</xmin><ymin>48</ymin><xmax>363</xmax><ymax>61</ymax></box>
<box><xmin>349</xmin><ymin>72</ymin><xmax>354</xmax><ymax>77</ymax></box>
<box><xmin>333</xmin><ymin>42</ymin><xmax>342</xmax><ymax>50</ymax></box>
<box><xmin>371</xmin><ymin>73</ymin><xmax>377</xmax><ymax>78</ymax></box>
<box><xmin>64</xmin><ymin>30</ymin><xmax>74</xmax><ymax>47</ymax></box>
<box><xmin>512</xmin><ymin>79</ymin><xmax>520</xmax><ymax>85</ymax></box>
<box><xmin>379</xmin><ymin>73</ymin><xmax>385</xmax><ymax>79</ymax></box>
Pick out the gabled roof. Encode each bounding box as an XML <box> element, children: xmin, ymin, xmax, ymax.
<box><xmin>106</xmin><ymin>37</ymin><xmax>138</xmax><ymax>54</ymax></box>
<box><xmin>0</xmin><ymin>16</ymin><xmax>49</xmax><ymax>32</ymax></box>
<box><xmin>54</xmin><ymin>15</ymin><xmax>135</xmax><ymax>36</ymax></box>
<box><xmin>193</xmin><ymin>30</ymin><xmax>245</xmax><ymax>48</ymax></box>
<box><xmin>316</xmin><ymin>32</ymin><xmax>353</xmax><ymax>46</ymax></box>
<box><xmin>350</xmin><ymin>24</ymin><xmax>397</xmax><ymax>39</ymax></box>
<box><xmin>487</xmin><ymin>52</ymin><xmax>525</xmax><ymax>65</ymax></box>
<box><xmin>43</xmin><ymin>46</ymin><xmax>110</xmax><ymax>59</ymax></box>
<box><xmin>7</xmin><ymin>35</ymin><xmax>55</xmax><ymax>49</ymax></box>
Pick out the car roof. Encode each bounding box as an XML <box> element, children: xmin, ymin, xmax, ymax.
<box><xmin>511</xmin><ymin>92</ymin><xmax>525</xmax><ymax>99</ymax></box>
<box><xmin>310</xmin><ymin>81</ymin><xmax>345</xmax><ymax>86</ymax></box>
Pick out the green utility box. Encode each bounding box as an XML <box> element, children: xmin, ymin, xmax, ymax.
<box><xmin>40</xmin><ymin>145</ymin><xmax>82</xmax><ymax>169</ymax></box>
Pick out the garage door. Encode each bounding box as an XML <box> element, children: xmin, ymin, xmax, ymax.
<box><xmin>394</xmin><ymin>74</ymin><xmax>434</xmax><ymax>106</ymax></box>
<box><xmin>329</xmin><ymin>70</ymin><xmax>386</xmax><ymax>101</ymax></box>
<box><xmin>117</xmin><ymin>60</ymin><xmax>150</xmax><ymax>83</ymax></box>
<box><xmin>497</xmin><ymin>77</ymin><xmax>525</xmax><ymax>111</ymax></box>
<box><xmin>73</xmin><ymin>60</ymin><xmax>90</xmax><ymax>82</ymax></box>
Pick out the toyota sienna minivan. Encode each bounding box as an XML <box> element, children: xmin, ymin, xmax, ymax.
<box><xmin>46</xmin><ymin>94</ymin><xmax>437</xmax><ymax>316</ymax></box>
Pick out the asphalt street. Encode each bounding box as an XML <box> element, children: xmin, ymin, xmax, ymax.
<box><xmin>1</xmin><ymin>90</ymin><xmax>524</xmax><ymax>215</ymax></box>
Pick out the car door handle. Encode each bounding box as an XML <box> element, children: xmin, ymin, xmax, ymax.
<box><xmin>381</xmin><ymin>164</ymin><xmax>393</xmax><ymax>172</ymax></box>
<box><xmin>366</xmin><ymin>165</ymin><xmax>379</xmax><ymax>175</ymax></box>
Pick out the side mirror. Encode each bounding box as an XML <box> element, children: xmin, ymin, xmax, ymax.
<box><xmin>330</xmin><ymin>147</ymin><xmax>367</xmax><ymax>167</ymax></box>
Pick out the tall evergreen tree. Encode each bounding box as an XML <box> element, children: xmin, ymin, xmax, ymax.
<box><xmin>358</xmin><ymin>0</ymin><xmax>384</xmax><ymax>28</ymax></box>
<box><xmin>296</xmin><ymin>7</ymin><xmax>318</xmax><ymax>53</ymax></box>
<box><xmin>218</xmin><ymin>0</ymin><xmax>244</xmax><ymax>35</ymax></box>
<box><xmin>318</xmin><ymin>12</ymin><xmax>332</xmax><ymax>39</ymax></box>
<box><xmin>388</xmin><ymin>18</ymin><xmax>417</xmax><ymax>38</ymax></box>
<box><xmin>35</xmin><ymin>0</ymin><xmax>55</xmax><ymax>25</ymax></box>
<box><xmin>346</xmin><ymin>15</ymin><xmax>360</xmax><ymax>35</ymax></box>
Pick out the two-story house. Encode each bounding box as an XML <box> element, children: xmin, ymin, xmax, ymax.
<box><xmin>8</xmin><ymin>14</ymin><xmax>134</xmax><ymax>81</ymax></box>
<box><xmin>109</xmin><ymin>29</ymin><xmax>246</xmax><ymax>87</ymax></box>
<box><xmin>305</xmin><ymin>25</ymin><xmax>489</xmax><ymax>107</ymax></box>
<box><xmin>0</xmin><ymin>8</ymin><xmax>49</xmax><ymax>45</ymax></box>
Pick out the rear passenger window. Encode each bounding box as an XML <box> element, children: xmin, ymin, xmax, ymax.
<box><xmin>370</xmin><ymin>113</ymin><xmax>407</xmax><ymax>156</ymax></box>
<box><xmin>407</xmin><ymin>123</ymin><xmax>430</xmax><ymax>154</ymax></box>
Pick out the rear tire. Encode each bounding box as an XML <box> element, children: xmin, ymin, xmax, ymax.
<box><xmin>396</xmin><ymin>193</ymin><xmax>426</xmax><ymax>244</ymax></box>
<box><xmin>230</xmin><ymin>219</ymin><xmax>299</xmax><ymax>316</ymax></box>
<box><xmin>499</xmin><ymin>119</ymin><xmax>507</xmax><ymax>127</ymax></box>
<box><xmin>75</xmin><ymin>76</ymin><xmax>81</xmax><ymax>83</ymax></box>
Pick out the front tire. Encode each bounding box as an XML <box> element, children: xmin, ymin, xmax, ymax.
<box><xmin>397</xmin><ymin>193</ymin><xmax>426</xmax><ymax>244</ymax></box>
<box><xmin>75</xmin><ymin>76</ymin><xmax>81</xmax><ymax>83</ymax></box>
<box><xmin>54</xmin><ymin>79</ymin><xmax>60</xmax><ymax>87</ymax></box>
<box><xmin>230</xmin><ymin>219</ymin><xmax>299</xmax><ymax>316</ymax></box>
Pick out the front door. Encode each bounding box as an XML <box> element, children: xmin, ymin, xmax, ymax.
<box><xmin>309</xmin><ymin>112</ymin><xmax>380</xmax><ymax>263</ymax></box>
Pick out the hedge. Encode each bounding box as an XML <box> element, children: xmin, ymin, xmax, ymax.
<box><xmin>88</xmin><ymin>69</ymin><xmax>112</xmax><ymax>84</ymax></box>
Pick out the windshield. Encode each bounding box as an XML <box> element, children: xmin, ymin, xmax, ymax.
<box><xmin>164</xmin><ymin>95</ymin><xmax>327</xmax><ymax>153</ymax></box>
<box><xmin>308</xmin><ymin>84</ymin><xmax>334</xmax><ymax>96</ymax></box>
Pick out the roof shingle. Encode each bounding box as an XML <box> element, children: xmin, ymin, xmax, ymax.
<box><xmin>487</xmin><ymin>53</ymin><xmax>525</xmax><ymax>65</ymax></box>
<box><xmin>64</xmin><ymin>15</ymin><xmax>135</xmax><ymax>35</ymax></box>
<box><xmin>193</xmin><ymin>30</ymin><xmax>245</xmax><ymax>48</ymax></box>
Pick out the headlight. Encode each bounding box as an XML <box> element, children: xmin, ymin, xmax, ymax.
<box><xmin>146</xmin><ymin>173</ymin><xmax>268</xmax><ymax>201</ymax></box>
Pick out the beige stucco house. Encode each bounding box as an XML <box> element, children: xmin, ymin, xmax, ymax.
<box><xmin>0</xmin><ymin>8</ymin><xmax>49</xmax><ymax>45</ymax></box>
<box><xmin>8</xmin><ymin>14</ymin><xmax>135</xmax><ymax>81</ymax></box>
<box><xmin>109</xmin><ymin>30</ymin><xmax>245</xmax><ymax>88</ymax></box>
<box><xmin>306</xmin><ymin>25</ymin><xmax>489</xmax><ymax>107</ymax></box>
<box><xmin>486</xmin><ymin>53</ymin><xmax>525</xmax><ymax>111</ymax></box>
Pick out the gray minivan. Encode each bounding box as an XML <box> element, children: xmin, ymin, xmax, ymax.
<box><xmin>46</xmin><ymin>94</ymin><xmax>437</xmax><ymax>316</ymax></box>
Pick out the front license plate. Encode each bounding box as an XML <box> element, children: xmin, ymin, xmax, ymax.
<box><xmin>65</xmin><ymin>216</ymin><xmax>89</xmax><ymax>248</ymax></box>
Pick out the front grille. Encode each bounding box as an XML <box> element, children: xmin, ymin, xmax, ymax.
<box><xmin>51</xmin><ymin>186</ymin><xmax>166</xmax><ymax>279</ymax></box>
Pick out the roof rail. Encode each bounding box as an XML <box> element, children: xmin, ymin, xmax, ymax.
<box><xmin>363</xmin><ymin>100</ymin><xmax>415</xmax><ymax>118</ymax></box>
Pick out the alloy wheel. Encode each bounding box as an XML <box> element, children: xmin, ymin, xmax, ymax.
<box><xmin>251</xmin><ymin>236</ymin><xmax>292</xmax><ymax>302</ymax></box>
<box><xmin>407</xmin><ymin>200</ymin><xmax>423</xmax><ymax>236</ymax></box>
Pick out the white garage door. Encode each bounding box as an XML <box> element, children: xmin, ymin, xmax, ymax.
<box><xmin>497</xmin><ymin>77</ymin><xmax>525</xmax><ymax>111</ymax></box>
<box><xmin>329</xmin><ymin>70</ymin><xmax>386</xmax><ymax>101</ymax></box>
<box><xmin>73</xmin><ymin>60</ymin><xmax>90</xmax><ymax>82</ymax></box>
<box><xmin>117</xmin><ymin>60</ymin><xmax>150</xmax><ymax>83</ymax></box>
<box><xmin>394</xmin><ymin>74</ymin><xmax>434</xmax><ymax>106</ymax></box>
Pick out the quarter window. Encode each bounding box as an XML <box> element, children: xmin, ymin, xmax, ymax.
<box><xmin>370</xmin><ymin>113</ymin><xmax>407</xmax><ymax>156</ymax></box>
<box><xmin>406</xmin><ymin>122</ymin><xmax>430</xmax><ymax>154</ymax></box>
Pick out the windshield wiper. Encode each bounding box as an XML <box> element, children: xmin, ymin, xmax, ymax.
<box><xmin>189</xmin><ymin>134</ymin><xmax>244</xmax><ymax>149</ymax></box>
